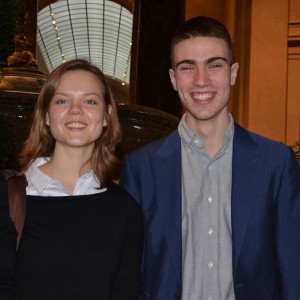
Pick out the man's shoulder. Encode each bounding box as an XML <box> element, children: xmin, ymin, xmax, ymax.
<box><xmin>234</xmin><ymin>123</ymin><xmax>289</xmax><ymax>149</ymax></box>
<box><xmin>234</xmin><ymin>123</ymin><xmax>293</xmax><ymax>162</ymax></box>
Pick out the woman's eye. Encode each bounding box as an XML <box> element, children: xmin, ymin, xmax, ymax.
<box><xmin>55</xmin><ymin>99</ymin><xmax>66</xmax><ymax>104</ymax></box>
<box><xmin>85</xmin><ymin>99</ymin><xmax>97</xmax><ymax>104</ymax></box>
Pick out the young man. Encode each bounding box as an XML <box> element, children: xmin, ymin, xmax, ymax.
<box><xmin>120</xmin><ymin>16</ymin><xmax>300</xmax><ymax>299</ymax></box>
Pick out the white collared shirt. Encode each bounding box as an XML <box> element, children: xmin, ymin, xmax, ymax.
<box><xmin>25</xmin><ymin>157</ymin><xmax>106</xmax><ymax>196</ymax></box>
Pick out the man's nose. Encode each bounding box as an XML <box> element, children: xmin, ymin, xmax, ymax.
<box><xmin>193</xmin><ymin>67</ymin><xmax>211</xmax><ymax>87</ymax></box>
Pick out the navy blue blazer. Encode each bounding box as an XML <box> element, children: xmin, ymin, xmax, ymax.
<box><xmin>120</xmin><ymin>123</ymin><xmax>300</xmax><ymax>300</ymax></box>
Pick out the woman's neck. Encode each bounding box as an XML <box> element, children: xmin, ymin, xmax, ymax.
<box><xmin>39</xmin><ymin>146</ymin><xmax>93</xmax><ymax>194</ymax></box>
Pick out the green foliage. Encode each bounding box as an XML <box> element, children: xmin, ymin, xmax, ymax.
<box><xmin>292</xmin><ymin>142</ymin><xmax>300</xmax><ymax>166</ymax></box>
<box><xmin>0</xmin><ymin>0</ymin><xmax>23</xmax><ymax>67</ymax></box>
<box><xmin>0</xmin><ymin>113</ymin><xmax>14</xmax><ymax>168</ymax></box>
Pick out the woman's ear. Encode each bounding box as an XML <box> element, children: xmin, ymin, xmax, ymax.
<box><xmin>103</xmin><ymin>105</ymin><xmax>112</xmax><ymax>127</ymax></box>
<box><xmin>107</xmin><ymin>104</ymin><xmax>112</xmax><ymax>115</ymax></box>
<box><xmin>45</xmin><ymin>113</ymin><xmax>50</xmax><ymax>126</ymax></box>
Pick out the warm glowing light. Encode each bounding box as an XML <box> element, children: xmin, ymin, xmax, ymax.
<box><xmin>49</xmin><ymin>9</ymin><xmax>65</xmax><ymax>64</ymax></box>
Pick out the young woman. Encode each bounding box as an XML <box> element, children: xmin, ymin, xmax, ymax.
<box><xmin>0</xmin><ymin>59</ymin><xmax>143</xmax><ymax>300</ymax></box>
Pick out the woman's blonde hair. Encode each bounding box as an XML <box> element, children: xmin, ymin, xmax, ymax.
<box><xmin>19</xmin><ymin>59</ymin><xmax>122</xmax><ymax>187</ymax></box>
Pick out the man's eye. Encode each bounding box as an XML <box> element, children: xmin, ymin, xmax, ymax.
<box><xmin>180</xmin><ymin>66</ymin><xmax>194</xmax><ymax>71</ymax></box>
<box><xmin>209</xmin><ymin>64</ymin><xmax>222</xmax><ymax>69</ymax></box>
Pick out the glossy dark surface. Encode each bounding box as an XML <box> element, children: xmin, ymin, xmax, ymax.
<box><xmin>0</xmin><ymin>89</ymin><xmax>179</xmax><ymax>169</ymax></box>
<box><xmin>116</xmin><ymin>103</ymin><xmax>179</xmax><ymax>159</ymax></box>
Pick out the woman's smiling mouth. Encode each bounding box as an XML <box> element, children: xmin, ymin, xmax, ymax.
<box><xmin>65</xmin><ymin>122</ymin><xmax>87</xmax><ymax>129</ymax></box>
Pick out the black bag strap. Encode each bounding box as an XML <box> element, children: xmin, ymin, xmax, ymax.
<box><xmin>0</xmin><ymin>169</ymin><xmax>27</xmax><ymax>249</ymax></box>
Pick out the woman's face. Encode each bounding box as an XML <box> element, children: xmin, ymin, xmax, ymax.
<box><xmin>46</xmin><ymin>70</ymin><xmax>110</xmax><ymax>152</ymax></box>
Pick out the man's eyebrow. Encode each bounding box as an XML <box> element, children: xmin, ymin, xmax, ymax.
<box><xmin>175</xmin><ymin>59</ymin><xmax>196</xmax><ymax>68</ymax></box>
<box><xmin>175</xmin><ymin>57</ymin><xmax>229</xmax><ymax>68</ymax></box>
<box><xmin>207</xmin><ymin>56</ymin><xmax>228</xmax><ymax>64</ymax></box>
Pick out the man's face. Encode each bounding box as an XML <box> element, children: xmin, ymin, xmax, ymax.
<box><xmin>169</xmin><ymin>37</ymin><xmax>239</xmax><ymax>130</ymax></box>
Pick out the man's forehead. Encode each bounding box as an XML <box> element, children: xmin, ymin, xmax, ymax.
<box><xmin>172</xmin><ymin>37</ymin><xmax>230</xmax><ymax>62</ymax></box>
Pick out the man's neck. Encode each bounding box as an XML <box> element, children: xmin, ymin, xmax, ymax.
<box><xmin>186</xmin><ymin>113</ymin><xmax>231</xmax><ymax>158</ymax></box>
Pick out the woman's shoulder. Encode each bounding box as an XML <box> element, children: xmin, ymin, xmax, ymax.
<box><xmin>106</xmin><ymin>181</ymin><xmax>136</xmax><ymax>201</ymax></box>
<box><xmin>106</xmin><ymin>182</ymin><xmax>141</xmax><ymax>213</ymax></box>
<box><xmin>107</xmin><ymin>181</ymin><xmax>130</xmax><ymax>194</ymax></box>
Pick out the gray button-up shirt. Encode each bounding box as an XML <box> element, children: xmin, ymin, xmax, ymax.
<box><xmin>179</xmin><ymin>114</ymin><xmax>235</xmax><ymax>300</ymax></box>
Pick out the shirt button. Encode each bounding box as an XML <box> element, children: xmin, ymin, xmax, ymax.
<box><xmin>208</xmin><ymin>261</ymin><xmax>213</xmax><ymax>269</ymax></box>
<box><xmin>208</xmin><ymin>196</ymin><xmax>213</xmax><ymax>203</ymax></box>
<box><xmin>208</xmin><ymin>228</ymin><xmax>213</xmax><ymax>235</ymax></box>
<box><xmin>208</xmin><ymin>297</ymin><xmax>213</xmax><ymax>300</ymax></box>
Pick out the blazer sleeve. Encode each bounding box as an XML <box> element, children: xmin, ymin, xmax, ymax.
<box><xmin>120</xmin><ymin>154</ymin><xmax>142</xmax><ymax>204</ymax></box>
<box><xmin>111</xmin><ymin>191</ymin><xmax>143</xmax><ymax>300</ymax></box>
<box><xmin>276</xmin><ymin>147</ymin><xmax>300</xmax><ymax>298</ymax></box>
<box><xmin>0</xmin><ymin>179</ymin><xmax>18</xmax><ymax>300</ymax></box>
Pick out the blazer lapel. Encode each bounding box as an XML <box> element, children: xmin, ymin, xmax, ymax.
<box><xmin>154</xmin><ymin>131</ymin><xmax>182</xmax><ymax>288</ymax></box>
<box><xmin>231</xmin><ymin>124</ymin><xmax>261</xmax><ymax>274</ymax></box>
<box><xmin>149</xmin><ymin>126</ymin><xmax>262</xmax><ymax>286</ymax></box>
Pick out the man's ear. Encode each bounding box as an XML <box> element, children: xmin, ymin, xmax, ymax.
<box><xmin>230</xmin><ymin>62</ymin><xmax>239</xmax><ymax>86</ymax></box>
<box><xmin>169</xmin><ymin>69</ymin><xmax>178</xmax><ymax>91</ymax></box>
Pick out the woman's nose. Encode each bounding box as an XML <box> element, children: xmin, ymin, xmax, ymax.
<box><xmin>68</xmin><ymin>101</ymin><xmax>83</xmax><ymax>114</ymax></box>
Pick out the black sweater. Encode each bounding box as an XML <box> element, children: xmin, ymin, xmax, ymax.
<box><xmin>0</xmin><ymin>180</ymin><xmax>143</xmax><ymax>300</ymax></box>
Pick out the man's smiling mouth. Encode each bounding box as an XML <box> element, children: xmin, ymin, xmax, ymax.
<box><xmin>191</xmin><ymin>92</ymin><xmax>215</xmax><ymax>101</ymax></box>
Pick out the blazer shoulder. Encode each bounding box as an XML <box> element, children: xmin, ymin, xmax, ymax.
<box><xmin>234</xmin><ymin>122</ymin><xmax>291</xmax><ymax>152</ymax></box>
<box><xmin>233</xmin><ymin>123</ymin><xmax>298</xmax><ymax>171</ymax></box>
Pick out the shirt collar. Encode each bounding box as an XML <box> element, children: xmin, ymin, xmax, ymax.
<box><xmin>178</xmin><ymin>113</ymin><xmax>235</xmax><ymax>153</ymax></box>
<box><xmin>25</xmin><ymin>157</ymin><xmax>51</xmax><ymax>194</ymax></box>
<box><xmin>25</xmin><ymin>157</ymin><xmax>101</xmax><ymax>194</ymax></box>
